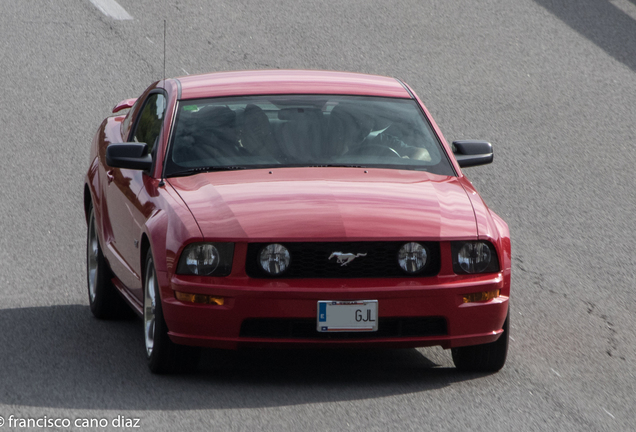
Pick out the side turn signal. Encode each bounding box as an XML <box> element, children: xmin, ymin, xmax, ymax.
<box><xmin>462</xmin><ymin>290</ymin><xmax>500</xmax><ymax>304</ymax></box>
<box><xmin>175</xmin><ymin>291</ymin><xmax>224</xmax><ymax>305</ymax></box>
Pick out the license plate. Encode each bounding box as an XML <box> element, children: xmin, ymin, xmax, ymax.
<box><xmin>317</xmin><ymin>300</ymin><xmax>378</xmax><ymax>332</ymax></box>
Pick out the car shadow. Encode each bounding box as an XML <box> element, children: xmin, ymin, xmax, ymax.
<box><xmin>532</xmin><ymin>0</ymin><xmax>636</xmax><ymax>73</ymax></box>
<box><xmin>0</xmin><ymin>305</ymin><xmax>492</xmax><ymax>411</ymax></box>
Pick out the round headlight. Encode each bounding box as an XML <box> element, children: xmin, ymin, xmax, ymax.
<box><xmin>184</xmin><ymin>244</ymin><xmax>220</xmax><ymax>275</ymax></box>
<box><xmin>398</xmin><ymin>242</ymin><xmax>427</xmax><ymax>274</ymax></box>
<box><xmin>259</xmin><ymin>244</ymin><xmax>290</xmax><ymax>275</ymax></box>
<box><xmin>457</xmin><ymin>242</ymin><xmax>492</xmax><ymax>273</ymax></box>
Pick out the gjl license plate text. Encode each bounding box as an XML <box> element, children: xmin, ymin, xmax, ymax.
<box><xmin>317</xmin><ymin>300</ymin><xmax>378</xmax><ymax>332</ymax></box>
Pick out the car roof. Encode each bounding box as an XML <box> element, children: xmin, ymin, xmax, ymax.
<box><xmin>176</xmin><ymin>69</ymin><xmax>412</xmax><ymax>100</ymax></box>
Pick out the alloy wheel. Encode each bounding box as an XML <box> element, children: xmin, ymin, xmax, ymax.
<box><xmin>144</xmin><ymin>257</ymin><xmax>157</xmax><ymax>357</ymax></box>
<box><xmin>87</xmin><ymin>211</ymin><xmax>99</xmax><ymax>303</ymax></box>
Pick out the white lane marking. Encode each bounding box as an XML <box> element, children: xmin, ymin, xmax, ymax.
<box><xmin>603</xmin><ymin>408</ymin><xmax>615</xmax><ymax>419</ymax></box>
<box><xmin>610</xmin><ymin>0</ymin><xmax>636</xmax><ymax>22</ymax></box>
<box><xmin>89</xmin><ymin>0</ymin><xmax>133</xmax><ymax>20</ymax></box>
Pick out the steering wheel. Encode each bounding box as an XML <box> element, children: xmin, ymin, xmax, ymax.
<box><xmin>345</xmin><ymin>144</ymin><xmax>401</xmax><ymax>158</ymax></box>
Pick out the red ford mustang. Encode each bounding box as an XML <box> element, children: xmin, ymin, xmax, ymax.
<box><xmin>84</xmin><ymin>70</ymin><xmax>511</xmax><ymax>374</ymax></box>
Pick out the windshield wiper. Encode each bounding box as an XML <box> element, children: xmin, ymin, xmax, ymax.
<box><xmin>168</xmin><ymin>166</ymin><xmax>247</xmax><ymax>177</ymax></box>
<box><xmin>168</xmin><ymin>164</ymin><xmax>367</xmax><ymax>177</ymax></box>
<box><xmin>305</xmin><ymin>164</ymin><xmax>367</xmax><ymax>168</ymax></box>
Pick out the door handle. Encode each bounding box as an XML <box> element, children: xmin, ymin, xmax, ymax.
<box><xmin>106</xmin><ymin>170</ymin><xmax>114</xmax><ymax>185</ymax></box>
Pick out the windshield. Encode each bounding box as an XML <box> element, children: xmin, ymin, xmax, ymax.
<box><xmin>164</xmin><ymin>95</ymin><xmax>455</xmax><ymax>177</ymax></box>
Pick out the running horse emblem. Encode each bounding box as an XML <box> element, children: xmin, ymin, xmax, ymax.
<box><xmin>328</xmin><ymin>252</ymin><xmax>367</xmax><ymax>266</ymax></box>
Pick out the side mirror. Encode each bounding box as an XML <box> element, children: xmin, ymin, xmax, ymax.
<box><xmin>106</xmin><ymin>143</ymin><xmax>152</xmax><ymax>170</ymax></box>
<box><xmin>452</xmin><ymin>140</ymin><xmax>493</xmax><ymax>168</ymax></box>
<box><xmin>112</xmin><ymin>98</ymin><xmax>138</xmax><ymax>113</ymax></box>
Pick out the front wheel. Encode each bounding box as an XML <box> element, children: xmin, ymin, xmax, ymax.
<box><xmin>451</xmin><ymin>313</ymin><xmax>509</xmax><ymax>372</ymax></box>
<box><xmin>144</xmin><ymin>251</ymin><xmax>200</xmax><ymax>374</ymax></box>
<box><xmin>86</xmin><ymin>205</ymin><xmax>126</xmax><ymax>319</ymax></box>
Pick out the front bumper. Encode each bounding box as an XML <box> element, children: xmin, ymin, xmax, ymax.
<box><xmin>160</xmin><ymin>271</ymin><xmax>509</xmax><ymax>350</ymax></box>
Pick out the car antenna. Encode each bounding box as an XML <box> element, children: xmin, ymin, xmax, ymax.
<box><xmin>158</xmin><ymin>19</ymin><xmax>167</xmax><ymax>188</ymax></box>
<box><xmin>163</xmin><ymin>19</ymin><xmax>166</xmax><ymax>88</ymax></box>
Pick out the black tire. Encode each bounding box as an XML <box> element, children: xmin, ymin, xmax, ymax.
<box><xmin>451</xmin><ymin>312</ymin><xmax>509</xmax><ymax>372</ymax></box>
<box><xmin>86</xmin><ymin>205</ymin><xmax>127</xmax><ymax>319</ymax></box>
<box><xmin>144</xmin><ymin>251</ymin><xmax>200</xmax><ymax>374</ymax></box>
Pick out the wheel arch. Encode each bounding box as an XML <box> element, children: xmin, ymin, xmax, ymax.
<box><xmin>140</xmin><ymin>232</ymin><xmax>151</xmax><ymax>282</ymax></box>
<box><xmin>84</xmin><ymin>184</ymin><xmax>93</xmax><ymax>223</ymax></box>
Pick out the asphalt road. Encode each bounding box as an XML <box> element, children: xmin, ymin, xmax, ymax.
<box><xmin>0</xmin><ymin>0</ymin><xmax>634</xmax><ymax>430</ymax></box>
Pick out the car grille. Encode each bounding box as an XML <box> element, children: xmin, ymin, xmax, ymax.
<box><xmin>245</xmin><ymin>241</ymin><xmax>440</xmax><ymax>278</ymax></box>
<box><xmin>240</xmin><ymin>317</ymin><xmax>447</xmax><ymax>339</ymax></box>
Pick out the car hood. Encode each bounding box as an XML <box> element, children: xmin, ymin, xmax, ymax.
<box><xmin>168</xmin><ymin>168</ymin><xmax>477</xmax><ymax>241</ymax></box>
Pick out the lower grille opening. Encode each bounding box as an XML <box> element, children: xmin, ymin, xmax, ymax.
<box><xmin>240</xmin><ymin>317</ymin><xmax>447</xmax><ymax>339</ymax></box>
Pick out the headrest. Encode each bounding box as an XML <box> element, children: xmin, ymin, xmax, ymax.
<box><xmin>329</xmin><ymin>103</ymin><xmax>374</xmax><ymax>135</ymax></box>
<box><xmin>244</xmin><ymin>104</ymin><xmax>269</xmax><ymax>125</ymax></box>
<box><xmin>198</xmin><ymin>105</ymin><xmax>236</xmax><ymax>128</ymax></box>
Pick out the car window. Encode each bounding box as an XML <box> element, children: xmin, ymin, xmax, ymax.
<box><xmin>120</xmin><ymin>98</ymin><xmax>140</xmax><ymax>140</ymax></box>
<box><xmin>165</xmin><ymin>95</ymin><xmax>455</xmax><ymax>177</ymax></box>
<box><xmin>132</xmin><ymin>93</ymin><xmax>166</xmax><ymax>154</ymax></box>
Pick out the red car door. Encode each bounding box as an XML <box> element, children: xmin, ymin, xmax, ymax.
<box><xmin>105</xmin><ymin>91</ymin><xmax>167</xmax><ymax>300</ymax></box>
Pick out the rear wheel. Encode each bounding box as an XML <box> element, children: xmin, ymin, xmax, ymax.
<box><xmin>451</xmin><ymin>313</ymin><xmax>509</xmax><ymax>372</ymax></box>
<box><xmin>144</xmin><ymin>251</ymin><xmax>200</xmax><ymax>374</ymax></box>
<box><xmin>86</xmin><ymin>205</ymin><xmax>126</xmax><ymax>319</ymax></box>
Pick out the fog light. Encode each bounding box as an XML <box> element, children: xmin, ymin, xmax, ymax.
<box><xmin>175</xmin><ymin>291</ymin><xmax>224</xmax><ymax>305</ymax></box>
<box><xmin>398</xmin><ymin>242</ymin><xmax>427</xmax><ymax>274</ymax></box>
<box><xmin>462</xmin><ymin>290</ymin><xmax>500</xmax><ymax>303</ymax></box>
<box><xmin>259</xmin><ymin>243</ymin><xmax>291</xmax><ymax>275</ymax></box>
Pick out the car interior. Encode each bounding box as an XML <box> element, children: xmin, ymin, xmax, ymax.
<box><xmin>166</xmin><ymin>95</ymin><xmax>454</xmax><ymax>176</ymax></box>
